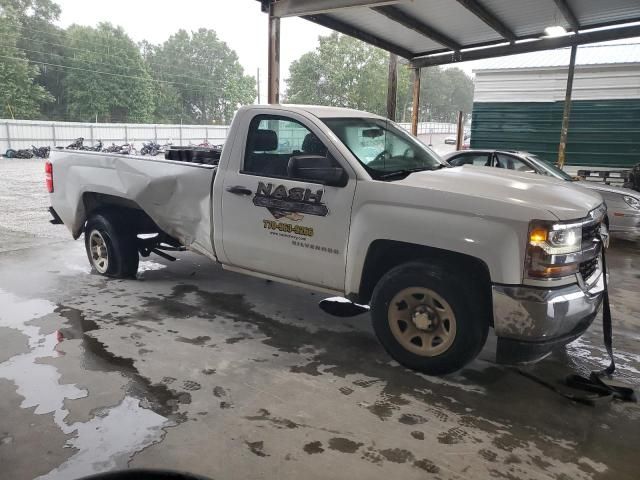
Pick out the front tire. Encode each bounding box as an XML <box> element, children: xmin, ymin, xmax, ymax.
<box><xmin>84</xmin><ymin>212</ymin><xmax>139</xmax><ymax>278</ymax></box>
<box><xmin>370</xmin><ymin>261</ymin><xmax>488</xmax><ymax>375</ymax></box>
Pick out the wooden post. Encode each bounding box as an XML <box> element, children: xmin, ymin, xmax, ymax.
<box><xmin>268</xmin><ymin>7</ymin><xmax>280</xmax><ymax>104</ymax></box>
<box><xmin>411</xmin><ymin>67</ymin><xmax>421</xmax><ymax>136</ymax></box>
<box><xmin>557</xmin><ymin>45</ymin><xmax>577</xmax><ymax>169</ymax></box>
<box><xmin>455</xmin><ymin>111</ymin><xmax>464</xmax><ymax>150</ymax></box>
<box><xmin>386</xmin><ymin>53</ymin><xmax>398</xmax><ymax>121</ymax></box>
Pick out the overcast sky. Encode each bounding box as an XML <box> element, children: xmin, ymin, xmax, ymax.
<box><xmin>55</xmin><ymin>0</ymin><xmax>639</xmax><ymax>100</ymax></box>
<box><xmin>55</xmin><ymin>0</ymin><xmax>333</xmax><ymax>99</ymax></box>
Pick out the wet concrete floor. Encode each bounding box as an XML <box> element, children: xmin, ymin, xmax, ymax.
<box><xmin>1</xmin><ymin>158</ymin><xmax>640</xmax><ymax>480</ymax></box>
<box><xmin>0</xmin><ymin>236</ymin><xmax>638</xmax><ymax>480</ymax></box>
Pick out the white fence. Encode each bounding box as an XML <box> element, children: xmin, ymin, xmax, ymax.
<box><xmin>397</xmin><ymin>121</ymin><xmax>457</xmax><ymax>135</ymax></box>
<box><xmin>0</xmin><ymin>118</ymin><xmax>457</xmax><ymax>153</ymax></box>
<box><xmin>1</xmin><ymin>119</ymin><xmax>230</xmax><ymax>152</ymax></box>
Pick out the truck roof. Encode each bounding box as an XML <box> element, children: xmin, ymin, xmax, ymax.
<box><xmin>240</xmin><ymin>104</ymin><xmax>384</xmax><ymax>120</ymax></box>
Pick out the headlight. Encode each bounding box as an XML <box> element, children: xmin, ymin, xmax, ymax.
<box><xmin>526</xmin><ymin>220</ymin><xmax>582</xmax><ymax>279</ymax></box>
<box><xmin>528</xmin><ymin>222</ymin><xmax>581</xmax><ymax>255</ymax></box>
<box><xmin>623</xmin><ymin>195</ymin><xmax>640</xmax><ymax>210</ymax></box>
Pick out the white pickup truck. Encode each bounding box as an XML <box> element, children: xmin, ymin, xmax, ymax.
<box><xmin>47</xmin><ymin>104</ymin><xmax>608</xmax><ymax>375</ymax></box>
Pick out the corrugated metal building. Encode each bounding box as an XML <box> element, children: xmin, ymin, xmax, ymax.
<box><xmin>471</xmin><ymin>43</ymin><xmax>640</xmax><ymax>168</ymax></box>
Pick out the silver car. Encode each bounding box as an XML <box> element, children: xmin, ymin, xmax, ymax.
<box><xmin>444</xmin><ymin>149</ymin><xmax>640</xmax><ymax>235</ymax></box>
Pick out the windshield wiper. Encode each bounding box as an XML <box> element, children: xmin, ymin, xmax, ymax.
<box><xmin>376</xmin><ymin>165</ymin><xmax>447</xmax><ymax>181</ymax></box>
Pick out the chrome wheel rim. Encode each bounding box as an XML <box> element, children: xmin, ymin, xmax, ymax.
<box><xmin>388</xmin><ymin>287</ymin><xmax>457</xmax><ymax>357</ymax></box>
<box><xmin>89</xmin><ymin>230</ymin><xmax>109</xmax><ymax>273</ymax></box>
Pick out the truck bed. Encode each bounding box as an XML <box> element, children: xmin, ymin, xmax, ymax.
<box><xmin>49</xmin><ymin>149</ymin><xmax>217</xmax><ymax>257</ymax></box>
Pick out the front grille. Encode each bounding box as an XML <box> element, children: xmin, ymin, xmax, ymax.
<box><xmin>579</xmin><ymin>256</ymin><xmax>598</xmax><ymax>280</ymax></box>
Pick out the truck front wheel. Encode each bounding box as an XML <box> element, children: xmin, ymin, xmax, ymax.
<box><xmin>370</xmin><ymin>261</ymin><xmax>488</xmax><ymax>375</ymax></box>
<box><xmin>84</xmin><ymin>212</ymin><xmax>139</xmax><ymax>278</ymax></box>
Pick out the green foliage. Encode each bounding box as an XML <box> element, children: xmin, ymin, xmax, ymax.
<box><xmin>286</xmin><ymin>33</ymin><xmax>474</xmax><ymax>122</ymax></box>
<box><xmin>1</xmin><ymin>0</ymin><xmax>65</xmax><ymax>119</ymax></box>
<box><xmin>0</xmin><ymin>1</ymin><xmax>256</xmax><ymax>124</ymax></box>
<box><xmin>62</xmin><ymin>23</ymin><xmax>154</xmax><ymax>122</ymax></box>
<box><xmin>286</xmin><ymin>33</ymin><xmax>388</xmax><ymax>115</ymax></box>
<box><xmin>149</xmin><ymin>29</ymin><xmax>256</xmax><ymax>124</ymax></box>
<box><xmin>0</xmin><ymin>8</ymin><xmax>53</xmax><ymax>118</ymax></box>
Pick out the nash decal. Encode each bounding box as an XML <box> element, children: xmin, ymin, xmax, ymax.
<box><xmin>253</xmin><ymin>181</ymin><xmax>329</xmax><ymax>220</ymax></box>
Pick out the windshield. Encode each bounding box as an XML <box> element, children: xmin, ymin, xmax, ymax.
<box><xmin>322</xmin><ymin>117</ymin><xmax>445</xmax><ymax>180</ymax></box>
<box><xmin>526</xmin><ymin>154</ymin><xmax>574</xmax><ymax>181</ymax></box>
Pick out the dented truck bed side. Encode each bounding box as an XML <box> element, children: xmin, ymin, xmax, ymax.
<box><xmin>48</xmin><ymin>150</ymin><xmax>217</xmax><ymax>258</ymax></box>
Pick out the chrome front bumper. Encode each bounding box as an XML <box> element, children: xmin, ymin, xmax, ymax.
<box><xmin>492</xmin><ymin>270</ymin><xmax>605</xmax><ymax>363</ymax></box>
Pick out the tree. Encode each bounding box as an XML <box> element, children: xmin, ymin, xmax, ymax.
<box><xmin>149</xmin><ymin>29</ymin><xmax>256</xmax><ymax>124</ymax></box>
<box><xmin>1</xmin><ymin>0</ymin><xmax>66</xmax><ymax>119</ymax></box>
<box><xmin>286</xmin><ymin>33</ymin><xmax>475</xmax><ymax>123</ymax></box>
<box><xmin>0</xmin><ymin>7</ymin><xmax>53</xmax><ymax>118</ymax></box>
<box><xmin>285</xmin><ymin>33</ymin><xmax>389</xmax><ymax>115</ymax></box>
<box><xmin>397</xmin><ymin>67</ymin><xmax>474</xmax><ymax>123</ymax></box>
<box><xmin>62</xmin><ymin>23</ymin><xmax>154</xmax><ymax>122</ymax></box>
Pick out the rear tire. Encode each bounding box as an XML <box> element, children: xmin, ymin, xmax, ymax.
<box><xmin>84</xmin><ymin>211</ymin><xmax>139</xmax><ymax>278</ymax></box>
<box><xmin>370</xmin><ymin>261</ymin><xmax>488</xmax><ymax>375</ymax></box>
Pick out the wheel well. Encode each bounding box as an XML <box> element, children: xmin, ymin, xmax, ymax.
<box><xmin>81</xmin><ymin>193</ymin><xmax>159</xmax><ymax>236</ymax></box>
<box><xmin>357</xmin><ymin>240</ymin><xmax>493</xmax><ymax>324</ymax></box>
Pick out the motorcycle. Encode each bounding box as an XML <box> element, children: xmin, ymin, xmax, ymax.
<box><xmin>140</xmin><ymin>141</ymin><xmax>161</xmax><ymax>156</ymax></box>
<box><xmin>117</xmin><ymin>143</ymin><xmax>137</xmax><ymax>155</ymax></box>
<box><xmin>4</xmin><ymin>148</ymin><xmax>34</xmax><ymax>159</ymax></box>
<box><xmin>31</xmin><ymin>145</ymin><xmax>50</xmax><ymax>158</ymax></box>
<box><xmin>66</xmin><ymin>137</ymin><xmax>85</xmax><ymax>150</ymax></box>
<box><xmin>102</xmin><ymin>143</ymin><xmax>123</xmax><ymax>153</ymax></box>
<box><xmin>83</xmin><ymin>140</ymin><xmax>103</xmax><ymax>152</ymax></box>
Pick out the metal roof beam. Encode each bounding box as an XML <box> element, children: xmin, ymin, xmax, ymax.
<box><xmin>372</xmin><ymin>5</ymin><xmax>461</xmax><ymax>51</ymax></box>
<box><xmin>270</xmin><ymin>0</ymin><xmax>402</xmax><ymax>18</ymax></box>
<box><xmin>454</xmin><ymin>0</ymin><xmax>516</xmax><ymax>42</ymax></box>
<box><xmin>303</xmin><ymin>13</ymin><xmax>414</xmax><ymax>59</ymax></box>
<box><xmin>553</xmin><ymin>0</ymin><xmax>580</xmax><ymax>32</ymax></box>
<box><xmin>411</xmin><ymin>23</ymin><xmax>640</xmax><ymax>68</ymax></box>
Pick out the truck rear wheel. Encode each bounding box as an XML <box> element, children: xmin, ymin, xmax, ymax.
<box><xmin>84</xmin><ymin>212</ymin><xmax>139</xmax><ymax>278</ymax></box>
<box><xmin>370</xmin><ymin>261</ymin><xmax>488</xmax><ymax>375</ymax></box>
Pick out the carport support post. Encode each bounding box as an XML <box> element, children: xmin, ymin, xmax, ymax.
<box><xmin>268</xmin><ymin>6</ymin><xmax>280</xmax><ymax>104</ymax></box>
<box><xmin>557</xmin><ymin>44</ymin><xmax>577</xmax><ymax>169</ymax></box>
<box><xmin>411</xmin><ymin>67</ymin><xmax>421</xmax><ymax>136</ymax></box>
<box><xmin>386</xmin><ymin>53</ymin><xmax>398</xmax><ymax>121</ymax></box>
<box><xmin>455</xmin><ymin>111</ymin><xmax>464</xmax><ymax>150</ymax></box>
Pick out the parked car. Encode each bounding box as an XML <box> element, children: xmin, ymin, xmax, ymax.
<box><xmin>46</xmin><ymin>105</ymin><xmax>607</xmax><ymax>375</ymax></box>
<box><xmin>443</xmin><ymin>149</ymin><xmax>640</xmax><ymax>235</ymax></box>
<box><xmin>444</xmin><ymin>133</ymin><xmax>469</xmax><ymax>145</ymax></box>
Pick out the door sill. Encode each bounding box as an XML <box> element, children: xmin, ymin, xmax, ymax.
<box><xmin>221</xmin><ymin>264</ymin><xmax>343</xmax><ymax>296</ymax></box>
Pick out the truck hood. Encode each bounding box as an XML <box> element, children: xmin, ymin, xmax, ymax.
<box><xmin>395</xmin><ymin>165</ymin><xmax>603</xmax><ymax>221</ymax></box>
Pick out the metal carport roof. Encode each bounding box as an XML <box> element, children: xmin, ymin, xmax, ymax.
<box><xmin>257</xmin><ymin>0</ymin><xmax>640</xmax><ymax>167</ymax></box>
<box><xmin>258</xmin><ymin>0</ymin><xmax>640</xmax><ymax>67</ymax></box>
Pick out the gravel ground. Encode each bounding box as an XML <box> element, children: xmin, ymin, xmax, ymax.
<box><xmin>0</xmin><ymin>158</ymin><xmax>69</xmax><ymax>252</ymax></box>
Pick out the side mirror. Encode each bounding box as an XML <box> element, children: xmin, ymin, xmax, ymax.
<box><xmin>287</xmin><ymin>155</ymin><xmax>347</xmax><ymax>187</ymax></box>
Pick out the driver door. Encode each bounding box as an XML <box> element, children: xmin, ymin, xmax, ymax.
<box><xmin>220</xmin><ymin>113</ymin><xmax>356</xmax><ymax>291</ymax></box>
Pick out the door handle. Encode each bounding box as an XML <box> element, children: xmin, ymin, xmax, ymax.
<box><xmin>226</xmin><ymin>185</ymin><xmax>253</xmax><ymax>196</ymax></box>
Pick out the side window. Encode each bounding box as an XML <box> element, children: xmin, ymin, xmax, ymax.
<box><xmin>449</xmin><ymin>153</ymin><xmax>490</xmax><ymax>167</ymax></box>
<box><xmin>243</xmin><ymin>115</ymin><xmax>329</xmax><ymax>179</ymax></box>
<box><xmin>495</xmin><ymin>153</ymin><xmax>532</xmax><ymax>172</ymax></box>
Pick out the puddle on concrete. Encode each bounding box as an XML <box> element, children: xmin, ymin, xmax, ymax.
<box><xmin>0</xmin><ymin>289</ymin><xmax>171</xmax><ymax>478</ymax></box>
<box><xmin>37</xmin><ymin>397</ymin><xmax>166</xmax><ymax>480</ymax></box>
<box><xmin>0</xmin><ymin>290</ymin><xmax>85</xmax><ymax>424</ymax></box>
